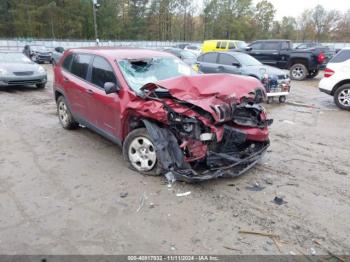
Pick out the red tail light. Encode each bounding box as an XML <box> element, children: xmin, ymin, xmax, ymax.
<box><xmin>318</xmin><ymin>52</ymin><xmax>325</xmax><ymax>63</ymax></box>
<box><xmin>324</xmin><ymin>68</ymin><xmax>335</xmax><ymax>78</ymax></box>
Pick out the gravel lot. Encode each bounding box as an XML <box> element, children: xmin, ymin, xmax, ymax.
<box><xmin>0</xmin><ymin>64</ymin><xmax>349</xmax><ymax>255</ymax></box>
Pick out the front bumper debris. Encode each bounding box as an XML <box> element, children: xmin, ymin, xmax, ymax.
<box><xmin>166</xmin><ymin>144</ymin><xmax>268</xmax><ymax>183</ymax></box>
<box><xmin>143</xmin><ymin>119</ymin><xmax>269</xmax><ymax>183</ymax></box>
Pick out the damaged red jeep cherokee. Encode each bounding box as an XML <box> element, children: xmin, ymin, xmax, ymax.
<box><xmin>54</xmin><ymin>48</ymin><xmax>272</xmax><ymax>182</ymax></box>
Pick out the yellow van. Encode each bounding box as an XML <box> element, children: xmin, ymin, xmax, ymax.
<box><xmin>201</xmin><ymin>40</ymin><xmax>247</xmax><ymax>53</ymax></box>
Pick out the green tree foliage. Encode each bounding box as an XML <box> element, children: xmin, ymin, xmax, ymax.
<box><xmin>253</xmin><ymin>0</ymin><xmax>275</xmax><ymax>38</ymax></box>
<box><xmin>0</xmin><ymin>0</ymin><xmax>347</xmax><ymax>42</ymax></box>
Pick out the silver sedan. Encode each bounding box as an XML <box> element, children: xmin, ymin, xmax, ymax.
<box><xmin>0</xmin><ymin>51</ymin><xmax>47</xmax><ymax>88</ymax></box>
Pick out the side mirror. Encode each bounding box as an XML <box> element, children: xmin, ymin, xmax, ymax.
<box><xmin>104</xmin><ymin>82</ymin><xmax>120</xmax><ymax>94</ymax></box>
<box><xmin>232</xmin><ymin>62</ymin><xmax>241</xmax><ymax>68</ymax></box>
<box><xmin>55</xmin><ymin>47</ymin><xmax>64</xmax><ymax>53</ymax></box>
<box><xmin>245</xmin><ymin>47</ymin><xmax>252</xmax><ymax>51</ymax></box>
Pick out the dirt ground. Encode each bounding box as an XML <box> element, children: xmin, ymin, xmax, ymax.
<box><xmin>0</xmin><ymin>64</ymin><xmax>349</xmax><ymax>256</ymax></box>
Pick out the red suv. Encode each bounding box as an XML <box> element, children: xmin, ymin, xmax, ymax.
<box><xmin>54</xmin><ymin>48</ymin><xmax>271</xmax><ymax>182</ymax></box>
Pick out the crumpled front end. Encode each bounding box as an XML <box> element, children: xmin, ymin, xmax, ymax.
<box><xmin>143</xmin><ymin>119</ymin><xmax>269</xmax><ymax>183</ymax></box>
<box><xmin>131</xmin><ymin>74</ymin><xmax>272</xmax><ymax>183</ymax></box>
<box><xmin>140</xmin><ymin>100</ymin><xmax>271</xmax><ymax>182</ymax></box>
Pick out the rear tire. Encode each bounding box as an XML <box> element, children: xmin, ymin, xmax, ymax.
<box><xmin>57</xmin><ymin>96</ymin><xmax>79</xmax><ymax>129</ymax></box>
<box><xmin>290</xmin><ymin>63</ymin><xmax>308</xmax><ymax>81</ymax></box>
<box><xmin>334</xmin><ymin>84</ymin><xmax>350</xmax><ymax>110</ymax></box>
<box><xmin>123</xmin><ymin>128</ymin><xmax>163</xmax><ymax>176</ymax></box>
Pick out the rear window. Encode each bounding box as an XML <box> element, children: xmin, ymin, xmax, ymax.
<box><xmin>70</xmin><ymin>54</ymin><xmax>92</xmax><ymax>79</ymax></box>
<box><xmin>330</xmin><ymin>50</ymin><xmax>350</xmax><ymax>63</ymax></box>
<box><xmin>201</xmin><ymin>53</ymin><xmax>218</xmax><ymax>63</ymax></box>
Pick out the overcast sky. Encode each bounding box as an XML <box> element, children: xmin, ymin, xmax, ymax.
<box><xmin>253</xmin><ymin>0</ymin><xmax>350</xmax><ymax>20</ymax></box>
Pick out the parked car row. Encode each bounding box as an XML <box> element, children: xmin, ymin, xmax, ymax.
<box><xmin>22</xmin><ymin>45</ymin><xmax>65</xmax><ymax>65</ymax></box>
<box><xmin>176</xmin><ymin>39</ymin><xmax>336</xmax><ymax>81</ymax></box>
<box><xmin>247</xmin><ymin>40</ymin><xmax>333</xmax><ymax>81</ymax></box>
<box><xmin>195</xmin><ymin>51</ymin><xmax>291</xmax><ymax>103</ymax></box>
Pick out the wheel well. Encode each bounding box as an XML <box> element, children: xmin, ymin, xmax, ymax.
<box><xmin>332</xmin><ymin>79</ymin><xmax>350</xmax><ymax>95</ymax></box>
<box><xmin>54</xmin><ymin>90</ymin><xmax>63</xmax><ymax>101</ymax></box>
<box><xmin>248</xmin><ymin>74</ymin><xmax>260</xmax><ymax>80</ymax></box>
<box><xmin>122</xmin><ymin>116</ymin><xmax>146</xmax><ymax>143</ymax></box>
<box><xmin>288</xmin><ymin>58</ymin><xmax>309</xmax><ymax>69</ymax></box>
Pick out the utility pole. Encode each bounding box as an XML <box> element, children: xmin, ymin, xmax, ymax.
<box><xmin>92</xmin><ymin>0</ymin><xmax>100</xmax><ymax>41</ymax></box>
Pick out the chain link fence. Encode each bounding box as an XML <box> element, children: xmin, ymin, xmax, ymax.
<box><xmin>0</xmin><ymin>38</ymin><xmax>350</xmax><ymax>51</ymax></box>
<box><xmin>0</xmin><ymin>38</ymin><xmax>202</xmax><ymax>51</ymax></box>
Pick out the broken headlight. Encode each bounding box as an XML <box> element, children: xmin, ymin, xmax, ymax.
<box><xmin>212</xmin><ymin>104</ymin><xmax>232</xmax><ymax>122</ymax></box>
<box><xmin>168</xmin><ymin>112</ymin><xmax>202</xmax><ymax>139</ymax></box>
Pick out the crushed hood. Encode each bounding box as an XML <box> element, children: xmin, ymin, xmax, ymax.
<box><xmin>142</xmin><ymin>74</ymin><xmax>265</xmax><ymax>122</ymax></box>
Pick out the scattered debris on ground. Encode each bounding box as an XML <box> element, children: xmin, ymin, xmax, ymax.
<box><xmin>273</xmin><ymin>196</ymin><xmax>287</xmax><ymax>205</ymax></box>
<box><xmin>176</xmin><ymin>191</ymin><xmax>191</xmax><ymax>197</ymax></box>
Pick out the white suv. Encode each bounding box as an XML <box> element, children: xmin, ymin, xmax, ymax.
<box><xmin>319</xmin><ymin>48</ymin><xmax>350</xmax><ymax>110</ymax></box>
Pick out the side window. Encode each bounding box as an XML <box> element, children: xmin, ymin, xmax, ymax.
<box><xmin>228</xmin><ymin>42</ymin><xmax>235</xmax><ymax>50</ymax></box>
<box><xmin>216</xmin><ymin>41</ymin><xmax>221</xmax><ymax>49</ymax></box>
<box><xmin>250</xmin><ymin>42</ymin><xmax>262</xmax><ymax>50</ymax></box>
<box><xmin>261</xmin><ymin>42</ymin><xmax>280</xmax><ymax>50</ymax></box>
<box><xmin>202</xmin><ymin>53</ymin><xmax>218</xmax><ymax>63</ymax></box>
<box><xmin>62</xmin><ymin>54</ymin><xmax>73</xmax><ymax>71</ymax></box>
<box><xmin>70</xmin><ymin>54</ymin><xmax>92</xmax><ymax>79</ymax></box>
<box><xmin>218</xmin><ymin>54</ymin><xmax>238</xmax><ymax>65</ymax></box>
<box><xmin>330</xmin><ymin>50</ymin><xmax>350</xmax><ymax>63</ymax></box>
<box><xmin>220</xmin><ymin>41</ymin><xmax>227</xmax><ymax>49</ymax></box>
<box><xmin>281</xmin><ymin>42</ymin><xmax>290</xmax><ymax>50</ymax></box>
<box><xmin>91</xmin><ymin>56</ymin><xmax>116</xmax><ymax>88</ymax></box>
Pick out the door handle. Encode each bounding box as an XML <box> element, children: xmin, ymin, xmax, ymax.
<box><xmin>63</xmin><ymin>77</ymin><xmax>70</xmax><ymax>83</ymax></box>
<box><xmin>86</xmin><ymin>89</ymin><xmax>94</xmax><ymax>94</ymax></box>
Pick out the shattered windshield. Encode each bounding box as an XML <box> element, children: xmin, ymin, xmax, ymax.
<box><xmin>117</xmin><ymin>57</ymin><xmax>195</xmax><ymax>92</ymax></box>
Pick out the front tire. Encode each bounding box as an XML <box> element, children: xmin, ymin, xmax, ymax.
<box><xmin>334</xmin><ymin>84</ymin><xmax>350</xmax><ymax>110</ymax></box>
<box><xmin>123</xmin><ymin>128</ymin><xmax>163</xmax><ymax>176</ymax></box>
<box><xmin>36</xmin><ymin>83</ymin><xmax>46</xmax><ymax>89</ymax></box>
<box><xmin>57</xmin><ymin>96</ymin><xmax>79</xmax><ymax>129</ymax></box>
<box><xmin>290</xmin><ymin>63</ymin><xmax>308</xmax><ymax>81</ymax></box>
